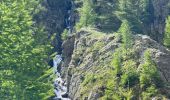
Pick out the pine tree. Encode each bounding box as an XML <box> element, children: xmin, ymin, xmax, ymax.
<box><xmin>164</xmin><ymin>16</ymin><xmax>170</xmax><ymax>48</ymax></box>
<box><xmin>76</xmin><ymin>0</ymin><xmax>97</xmax><ymax>29</ymax></box>
<box><xmin>117</xmin><ymin>0</ymin><xmax>151</xmax><ymax>34</ymax></box>
<box><xmin>0</xmin><ymin>0</ymin><xmax>54</xmax><ymax>99</ymax></box>
<box><xmin>118</xmin><ymin>0</ymin><xmax>141</xmax><ymax>33</ymax></box>
<box><xmin>118</xmin><ymin>20</ymin><xmax>133</xmax><ymax>49</ymax></box>
<box><xmin>139</xmin><ymin>50</ymin><xmax>162</xmax><ymax>99</ymax></box>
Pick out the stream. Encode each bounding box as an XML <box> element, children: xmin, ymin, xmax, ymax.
<box><xmin>52</xmin><ymin>1</ymin><xmax>74</xmax><ymax>99</ymax></box>
<box><xmin>53</xmin><ymin>55</ymin><xmax>70</xmax><ymax>100</ymax></box>
<box><xmin>65</xmin><ymin>0</ymin><xmax>75</xmax><ymax>34</ymax></box>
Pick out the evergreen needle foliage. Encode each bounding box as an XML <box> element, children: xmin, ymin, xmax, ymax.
<box><xmin>76</xmin><ymin>0</ymin><xmax>97</xmax><ymax>30</ymax></box>
<box><xmin>0</xmin><ymin>0</ymin><xmax>54</xmax><ymax>99</ymax></box>
<box><xmin>164</xmin><ymin>16</ymin><xmax>170</xmax><ymax>48</ymax></box>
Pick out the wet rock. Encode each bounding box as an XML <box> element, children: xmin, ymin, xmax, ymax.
<box><xmin>62</xmin><ymin>93</ymin><xmax>69</xmax><ymax>98</ymax></box>
<box><xmin>53</xmin><ymin>55</ymin><xmax>71</xmax><ymax>100</ymax></box>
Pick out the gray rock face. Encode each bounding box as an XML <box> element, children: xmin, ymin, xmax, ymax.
<box><xmin>61</xmin><ymin>35</ymin><xmax>75</xmax><ymax>85</ymax></box>
<box><xmin>150</xmin><ymin>0</ymin><xmax>169</xmax><ymax>42</ymax></box>
<box><xmin>134</xmin><ymin>35</ymin><xmax>170</xmax><ymax>83</ymax></box>
<box><xmin>35</xmin><ymin>0</ymin><xmax>72</xmax><ymax>53</ymax></box>
<box><xmin>153</xmin><ymin>50</ymin><xmax>170</xmax><ymax>82</ymax></box>
<box><xmin>61</xmin><ymin>30</ymin><xmax>118</xmax><ymax>99</ymax></box>
<box><xmin>61</xmin><ymin>30</ymin><xmax>170</xmax><ymax>99</ymax></box>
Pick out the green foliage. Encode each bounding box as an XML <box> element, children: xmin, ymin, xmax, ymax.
<box><xmin>104</xmin><ymin>74</ymin><xmax>117</xmax><ymax>99</ymax></box>
<box><xmin>75</xmin><ymin>0</ymin><xmax>156</xmax><ymax>34</ymax></box>
<box><xmin>110</xmin><ymin>37</ymin><xmax>163</xmax><ymax>99</ymax></box>
<box><xmin>112</xmin><ymin>48</ymin><xmax>122</xmax><ymax>75</ymax></box>
<box><xmin>117</xmin><ymin>0</ymin><xmax>156</xmax><ymax>35</ymax></box>
<box><xmin>119</xmin><ymin>88</ymin><xmax>133</xmax><ymax>100</ymax></box>
<box><xmin>94</xmin><ymin>0</ymin><xmax>121</xmax><ymax>32</ymax></box>
<box><xmin>121</xmin><ymin>60</ymin><xmax>139</xmax><ymax>87</ymax></box>
<box><xmin>82</xmin><ymin>73</ymin><xmax>97</xmax><ymax>86</ymax></box>
<box><xmin>90</xmin><ymin>41</ymin><xmax>105</xmax><ymax>52</ymax></box>
<box><xmin>61</xmin><ymin>29</ymin><xmax>69</xmax><ymax>40</ymax></box>
<box><xmin>0</xmin><ymin>0</ymin><xmax>54</xmax><ymax>99</ymax></box>
<box><xmin>75</xmin><ymin>0</ymin><xmax>121</xmax><ymax>32</ymax></box>
<box><xmin>142</xmin><ymin>86</ymin><xmax>158</xmax><ymax>100</ymax></box>
<box><xmin>117</xmin><ymin>0</ymin><xmax>143</xmax><ymax>33</ymax></box>
<box><xmin>118</xmin><ymin>20</ymin><xmax>133</xmax><ymax>49</ymax></box>
<box><xmin>164</xmin><ymin>16</ymin><xmax>170</xmax><ymax>48</ymax></box>
<box><xmin>139</xmin><ymin>50</ymin><xmax>162</xmax><ymax>89</ymax></box>
<box><xmin>76</xmin><ymin>0</ymin><xmax>97</xmax><ymax>30</ymax></box>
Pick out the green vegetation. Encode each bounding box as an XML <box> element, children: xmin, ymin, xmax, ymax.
<box><xmin>76</xmin><ymin>0</ymin><xmax>97</xmax><ymax>30</ymax></box>
<box><xmin>75</xmin><ymin>0</ymin><xmax>121</xmax><ymax>32</ymax></box>
<box><xmin>0</xmin><ymin>0</ymin><xmax>54</xmax><ymax>99</ymax></box>
<box><xmin>103</xmin><ymin>47</ymin><xmax>163</xmax><ymax>99</ymax></box>
<box><xmin>70</xmin><ymin>0</ymin><xmax>169</xmax><ymax>99</ymax></box>
<box><xmin>0</xmin><ymin>0</ymin><xmax>169</xmax><ymax>99</ymax></box>
<box><xmin>117</xmin><ymin>0</ymin><xmax>154</xmax><ymax>35</ymax></box>
<box><xmin>75</xmin><ymin>0</ymin><xmax>166</xmax><ymax>42</ymax></box>
<box><xmin>164</xmin><ymin>16</ymin><xmax>170</xmax><ymax>48</ymax></box>
<box><xmin>77</xmin><ymin>27</ymin><xmax>166</xmax><ymax>99</ymax></box>
<box><xmin>121</xmin><ymin>60</ymin><xmax>139</xmax><ymax>87</ymax></box>
<box><xmin>112</xmin><ymin>48</ymin><xmax>122</xmax><ymax>76</ymax></box>
<box><xmin>139</xmin><ymin>50</ymin><xmax>162</xmax><ymax>89</ymax></box>
<box><xmin>75</xmin><ymin>25</ymin><xmax>164</xmax><ymax>100</ymax></box>
<box><xmin>118</xmin><ymin>20</ymin><xmax>133</xmax><ymax>49</ymax></box>
<box><xmin>61</xmin><ymin>29</ymin><xmax>69</xmax><ymax>40</ymax></box>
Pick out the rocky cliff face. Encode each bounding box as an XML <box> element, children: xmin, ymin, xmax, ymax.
<box><xmin>35</xmin><ymin>0</ymin><xmax>170</xmax><ymax>99</ymax></box>
<box><xmin>61</xmin><ymin>29</ymin><xmax>170</xmax><ymax>99</ymax></box>
<box><xmin>34</xmin><ymin>0</ymin><xmax>72</xmax><ymax>53</ymax></box>
<box><xmin>150</xmin><ymin>0</ymin><xmax>169</xmax><ymax>42</ymax></box>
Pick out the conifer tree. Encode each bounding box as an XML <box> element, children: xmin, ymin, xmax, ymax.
<box><xmin>118</xmin><ymin>20</ymin><xmax>133</xmax><ymax>49</ymax></box>
<box><xmin>117</xmin><ymin>0</ymin><xmax>151</xmax><ymax>34</ymax></box>
<box><xmin>0</xmin><ymin>0</ymin><xmax>54</xmax><ymax>99</ymax></box>
<box><xmin>164</xmin><ymin>16</ymin><xmax>170</xmax><ymax>48</ymax></box>
<box><xmin>76</xmin><ymin>0</ymin><xmax>97</xmax><ymax>29</ymax></box>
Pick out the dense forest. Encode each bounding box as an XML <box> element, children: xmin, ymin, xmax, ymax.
<box><xmin>0</xmin><ymin>0</ymin><xmax>54</xmax><ymax>99</ymax></box>
<box><xmin>0</xmin><ymin>0</ymin><xmax>170</xmax><ymax>100</ymax></box>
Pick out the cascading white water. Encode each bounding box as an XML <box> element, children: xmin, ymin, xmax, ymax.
<box><xmin>53</xmin><ymin>55</ymin><xmax>70</xmax><ymax>100</ymax></box>
<box><xmin>65</xmin><ymin>0</ymin><xmax>75</xmax><ymax>34</ymax></box>
<box><xmin>52</xmin><ymin>1</ymin><xmax>74</xmax><ymax>99</ymax></box>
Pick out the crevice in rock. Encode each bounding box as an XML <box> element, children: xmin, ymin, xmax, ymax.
<box><xmin>34</xmin><ymin>0</ymin><xmax>75</xmax><ymax>54</ymax></box>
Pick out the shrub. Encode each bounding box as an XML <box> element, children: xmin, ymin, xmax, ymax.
<box><xmin>121</xmin><ymin>60</ymin><xmax>139</xmax><ymax>87</ymax></box>
<box><xmin>61</xmin><ymin>29</ymin><xmax>68</xmax><ymax>40</ymax></box>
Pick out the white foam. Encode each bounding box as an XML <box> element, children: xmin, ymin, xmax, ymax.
<box><xmin>53</xmin><ymin>55</ymin><xmax>70</xmax><ymax>100</ymax></box>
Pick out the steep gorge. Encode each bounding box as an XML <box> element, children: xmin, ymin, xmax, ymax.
<box><xmin>34</xmin><ymin>0</ymin><xmax>73</xmax><ymax>54</ymax></box>
<box><xmin>1</xmin><ymin>0</ymin><xmax>169</xmax><ymax>99</ymax></box>
<box><xmin>37</xmin><ymin>0</ymin><xmax>170</xmax><ymax>99</ymax></box>
<box><xmin>37</xmin><ymin>0</ymin><xmax>170</xmax><ymax>49</ymax></box>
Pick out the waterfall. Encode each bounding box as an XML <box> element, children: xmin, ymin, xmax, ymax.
<box><xmin>53</xmin><ymin>55</ymin><xmax>70</xmax><ymax>100</ymax></box>
<box><xmin>52</xmin><ymin>1</ymin><xmax>74</xmax><ymax>99</ymax></box>
<box><xmin>65</xmin><ymin>10</ymin><xmax>72</xmax><ymax>34</ymax></box>
<box><xmin>65</xmin><ymin>0</ymin><xmax>75</xmax><ymax>34</ymax></box>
